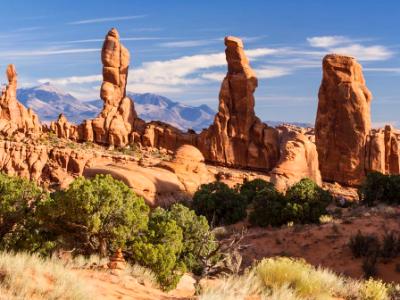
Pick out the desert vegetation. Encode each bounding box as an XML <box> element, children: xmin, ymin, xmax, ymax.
<box><xmin>199</xmin><ymin>256</ymin><xmax>397</xmax><ymax>300</ymax></box>
<box><xmin>193</xmin><ymin>177</ymin><xmax>332</xmax><ymax>228</ymax></box>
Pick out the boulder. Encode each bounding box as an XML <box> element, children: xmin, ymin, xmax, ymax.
<box><xmin>158</xmin><ymin>144</ymin><xmax>212</xmax><ymax>194</ymax></box>
<box><xmin>271</xmin><ymin>126</ymin><xmax>322</xmax><ymax>191</ymax></box>
<box><xmin>315</xmin><ymin>54</ymin><xmax>372</xmax><ymax>185</ymax></box>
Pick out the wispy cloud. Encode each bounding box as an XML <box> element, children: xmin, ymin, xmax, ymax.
<box><xmin>364</xmin><ymin>67</ymin><xmax>400</xmax><ymax>73</ymax></box>
<box><xmin>307</xmin><ymin>36</ymin><xmax>350</xmax><ymax>48</ymax></box>
<box><xmin>37</xmin><ymin>47</ymin><xmax>280</xmax><ymax>94</ymax></box>
<box><xmin>14</xmin><ymin>26</ymin><xmax>43</xmax><ymax>32</ymax></box>
<box><xmin>307</xmin><ymin>35</ymin><xmax>393</xmax><ymax>61</ymax></box>
<box><xmin>0</xmin><ymin>48</ymin><xmax>99</xmax><ymax>58</ymax></box>
<box><xmin>159</xmin><ymin>39</ymin><xmax>219</xmax><ymax>48</ymax></box>
<box><xmin>61</xmin><ymin>37</ymin><xmax>168</xmax><ymax>44</ymax></box>
<box><xmin>38</xmin><ymin>75</ymin><xmax>102</xmax><ymax>85</ymax></box>
<box><xmin>330</xmin><ymin>44</ymin><xmax>393</xmax><ymax>61</ymax></box>
<box><xmin>68</xmin><ymin>15</ymin><xmax>146</xmax><ymax>25</ymax></box>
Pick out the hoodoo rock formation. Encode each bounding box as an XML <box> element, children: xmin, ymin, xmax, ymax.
<box><xmin>315</xmin><ymin>54</ymin><xmax>372</xmax><ymax>186</ymax></box>
<box><xmin>271</xmin><ymin>126</ymin><xmax>322</xmax><ymax>191</ymax></box>
<box><xmin>196</xmin><ymin>36</ymin><xmax>280</xmax><ymax>171</ymax></box>
<box><xmin>0</xmin><ymin>65</ymin><xmax>41</xmax><ymax>137</ymax></box>
<box><xmin>91</xmin><ymin>28</ymin><xmax>136</xmax><ymax>147</ymax></box>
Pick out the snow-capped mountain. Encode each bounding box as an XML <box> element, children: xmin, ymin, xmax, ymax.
<box><xmin>127</xmin><ymin>93</ymin><xmax>215</xmax><ymax>132</ymax></box>
<box><xmin>17</xmin><ymin>83</ymin><xmax>99</xmax><ymax>124</ymax></box>
<box><xmin>16</xmin><ymin>83</ymin><xmax>216</xmax><ymax>131</ymax></box>
<box><xmin>16</xmin><ymin>83</ymin><xmax>312</xmax><ymax>131</ymax></box>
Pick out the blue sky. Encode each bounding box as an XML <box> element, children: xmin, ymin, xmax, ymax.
<box><xmin>0</xmin><ymin>0</ymin><xmax>399</xmax><ymax>126</ymax></box>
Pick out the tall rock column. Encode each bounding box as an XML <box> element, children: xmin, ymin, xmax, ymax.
<box><xmin>315</xmin><ymin>54</ymin><xmax>372</xmax><ymax>185</ymax></box>
<box><xmin>90</xmin><ymin>28</ymin><xmax>137</xmax><ymax>147</ymax></box>
<box><xmin>0</xmin><ymin>64</ymin><xmax>41</xmax><ymax>135</ymax></box>
<box><xmin>197</xmin><ymin>36</ymin><xmax>279</xmax><ymax>170</ymax></box>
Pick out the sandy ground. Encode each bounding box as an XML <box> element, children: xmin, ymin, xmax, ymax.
<box><xmin>238</xmin><ymin>205</ymin><xmax>400</xmax><ymax>283</ymax></box>
<box><xmin>73</xmin><ymin>269</ymin><xmax>193</xmax><ymax>300</ymax></box>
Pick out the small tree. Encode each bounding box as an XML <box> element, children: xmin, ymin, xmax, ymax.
<box><xmin>131</xmin><ymin>207</ymin><xmax>185</xmax><ymax>290</ymax></box>
<box><xmin>44</xmin><ymin>174</ymin><xmax>149</xmax><ymax>256</ymax></box>
<box><xmin>192</xmin><ymin>182</ymin><xmax>247</xmax><ymax>226</ymax></box>
<box><xmin>168</xmin><ymin>203</ymin><xmax>217</xmax><ymax>274</ymax></box>
<box><xmin>0</xmin><ymin>173</ymin><xmax>51</xmax><ymax>252</ymax></box>
<box><xmin>285</xmin><ymin>178</ymin><xmax>332</xmax><ymax>224</ymax></box>
<box><xmin>359</xmin><ymin>172</ymin><xmax>400</xmax><ymax>205</ymax></box>
<box><xmin>249</xmin><ymin>184</ymin><xmax>287</xmax><ymax>227</ymax></box>
<box><xmin>240</xmin><ymin>178</ymin><xmax>271</xmax><ymax>204</ymax></box>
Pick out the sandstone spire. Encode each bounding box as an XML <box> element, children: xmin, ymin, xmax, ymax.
<box><xmin>0</xmin><ymin>64</ymin><xmax>41</xmax><ymax>135</ymax></box>
<box><xmin>91</xmin><ymin>28</ymin><xmax>137</xmax><ymax>147</ymax></box>
<box><xmin>197</xmin><ymin>36</ymin><xmax>279</xmax><ymax>170</ymax></box>
<box><xmin>315</xmin><ymin>54</ymin><xmax>372</xmax><ymax>185</ymax></box>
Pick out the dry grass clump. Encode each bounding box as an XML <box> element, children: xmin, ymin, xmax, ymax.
<box><xmin>0</xmin><ymin>252</ymin><xmax>159</xmax><ymax>299</ymax></box>
<box><xmin>199</xmin><ymin>257</ymin><xmax>391</xmax><ymax>300</ymax></box>
<box><xmin>0</xmin><ymin>252</ymin><xmax>92</xmax><ymax>300</ymax></box>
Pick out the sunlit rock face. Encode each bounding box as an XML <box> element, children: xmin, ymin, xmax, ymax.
<box><xmin>315</xmin><ymin>54</ymin><xmax>372</xmax><ymax>186</ymax></box>
<box><xmin>197</xmin><ymin>36</ymin><xmax>280</xmax><ymax>171</ymax></box>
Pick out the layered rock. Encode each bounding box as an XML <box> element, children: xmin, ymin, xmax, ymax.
<box><xmin>196</xmin><ymin>37</ymin><xmax>279</xmax><ymax>170</ymax></box>
<box><xmin>270</xmin><ymin>126</ymin><xmax>322</xmax><ymax>191</ymax></box>
<box><xmin>366</xmin><ymin>125</ymin><xmax>400</xmax><ymax>174</ymax></box>
<box><xmin>158</xmin><ymin>144</ymin><xmax>212</xmax><ymax>194</ymax></box>
<box><xmin>84</xmin><ymin>28</ymin><xmax>136</xmax><ymax>147</ymax></box>
<box><xmin>0</xmin><ymin>65</ymin><xmax>41</xmax><ymax>136</ymax></box>
<box><xmin>315</xmin><ymin>54</ymin><xmax>372</xmax><ymax>186</ymax></box>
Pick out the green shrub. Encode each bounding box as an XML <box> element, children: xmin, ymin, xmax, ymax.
<box><xmin>240</xmin><ymin>178</ymin><xmax>271</xmax><ymax>204</ymax></box>
<box><xmin>0</xmin><ymin>173</ymin><xmax>51</xmax><ymax>253</ymax></box>
<box><xmin>359</xmin><ymin>172</ymin><xmax>400</xmax><ymax>205</ymax></box>
<box><xmin>381</xmin><ymin>231</ymin><xmax>400</xmax><ymax>259</ymax></box>
<box><xmin>249</xmin><ymin>178</ymin><xmax>332</xmax><ymax>227</ymax></box>
<box><xmin>43</xmin><ymin>174</ymin><xmax>149</xmax><ymax>256</ymax></box>
<box><xmin>167</xmin><ymin>204</ymin><xmax>217</xmax><ymax>274</ymax></box>
<box><xmin>249</xmin><ymin>185</ymin><xmax>287</xmax><ymax>227</ymax></box>
<box><xmin>192</xmin><ymin>182</ymin><xmax>247</xmax><ymax>226</ymax></box>
<box><xmin>349</xmin><ymin>231</ymin><xmax>380</xmax><ymax>258</ymax></box>
<box><xmin>131</xmin><ymin>207</ymin><xmax>185</xmax><ymax>290</ymax></box>
<box><xmin>285</xmin><ymin>178</ymin><xmax>332</xmax><ymax>224</ymax></box>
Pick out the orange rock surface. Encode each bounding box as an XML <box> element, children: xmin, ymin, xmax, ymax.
<box><xmin>315</xmin><ymin>54</ymin><xmax>372</xmax><ymax>185</ymax></box>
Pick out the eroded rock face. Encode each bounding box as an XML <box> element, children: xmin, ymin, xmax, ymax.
<box><xmin>82</xmin><ymin>28</ymin><xmax>136</xmax><ymax>147</ymax></box>
<box><xmin>270</xmin><ymin>126</ymin><xmax>322</xmax><ymax>191</ymax></box>
<box><xmin>158</xmin><ymin>144</ymin><xmax>212</xmax><ymax>194</ymax></box>
<box><xmin>197</xmin><ymin>37</ymin><xmax>279</xmax><ymax>170</ymax></box>
<box><xmin>315</xmin><ymin>54</ymin><xmax>372</xmax><ymax>186</ymax></box>
<box><xmin>0</xmin><ymin>65</ymin><xmax>41</xmax><ymax>136</ymax></box>
<box><xmin>366</xmin><ymin>125</ymin><xmax>400</xmax><ymax>174</ymax></box>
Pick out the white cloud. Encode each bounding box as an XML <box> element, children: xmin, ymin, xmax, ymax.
<box><xmin>201</xmin><ymin>72</ymin><xmax>225</xmax><ymax>81</ymax></box>
<box><xmin>307</xmin><ymin>35</ymin><xmax>393</xmax><ymax>61</ymax></box>
<box><xmin>61</xmin><ymin>37</ymin><xmax>167</xmax><ymax>44</ymax></box>
<box><xmin>201</xmin><ymin>66</ymin><xmax>291</xmax><ymax>82</ymax></box>
<box><xmin>330</xmin><ymin>44</ymin><xmax>393</xmax><ymax>61</ymax></box>
<box><xmin>38</xmin><ymin>75</ymin><xmax>102</xmax><ymax>85</ymax></box>
<box><xmin>159</xmin><ymin>39</ymin><xmax>219</xmax><ymax>48</ymax></box>
<box><xmin>68</xmin><ymin>15</ymin><xmax>146</xmax><ymax>25</ymax></box>
<box><xmin>256</xmin><ymin>66</ymin><xmax>292</xmax><ymax>78</ymax></box>
<box><xmin>307</xmin><ymin>36</ymin><xmax>349</xmax><ymax>48</ymax></box>
<box><xmin>0</xmin><ymin>48</ymin><xmax>99</xmax><ymax>57</ymax></box>
<box><xmin>364</xmin><ymin>67</ymin><xmax>400</xmax><ymax>73</ymax></box>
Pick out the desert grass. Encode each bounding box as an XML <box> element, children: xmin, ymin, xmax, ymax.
<box><xmin>0</xmin><ymin>252</ymin><xmax>158</xmax><ymax>300</ymax></box>
<box><xmin>0</xmin><ymin>251</ymin><xmax>92</xmax><ymax>300</ymax></box>
<box><xmin>199</xmin><ymin>256</ymin><xmax>391</xmax><ymax>300</ymax></box>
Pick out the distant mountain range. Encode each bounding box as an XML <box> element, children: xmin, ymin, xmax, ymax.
<box><xmin>16</xmin><ymin>83</ymin><xmax>312</xmax><ymax>131</ymax></box>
